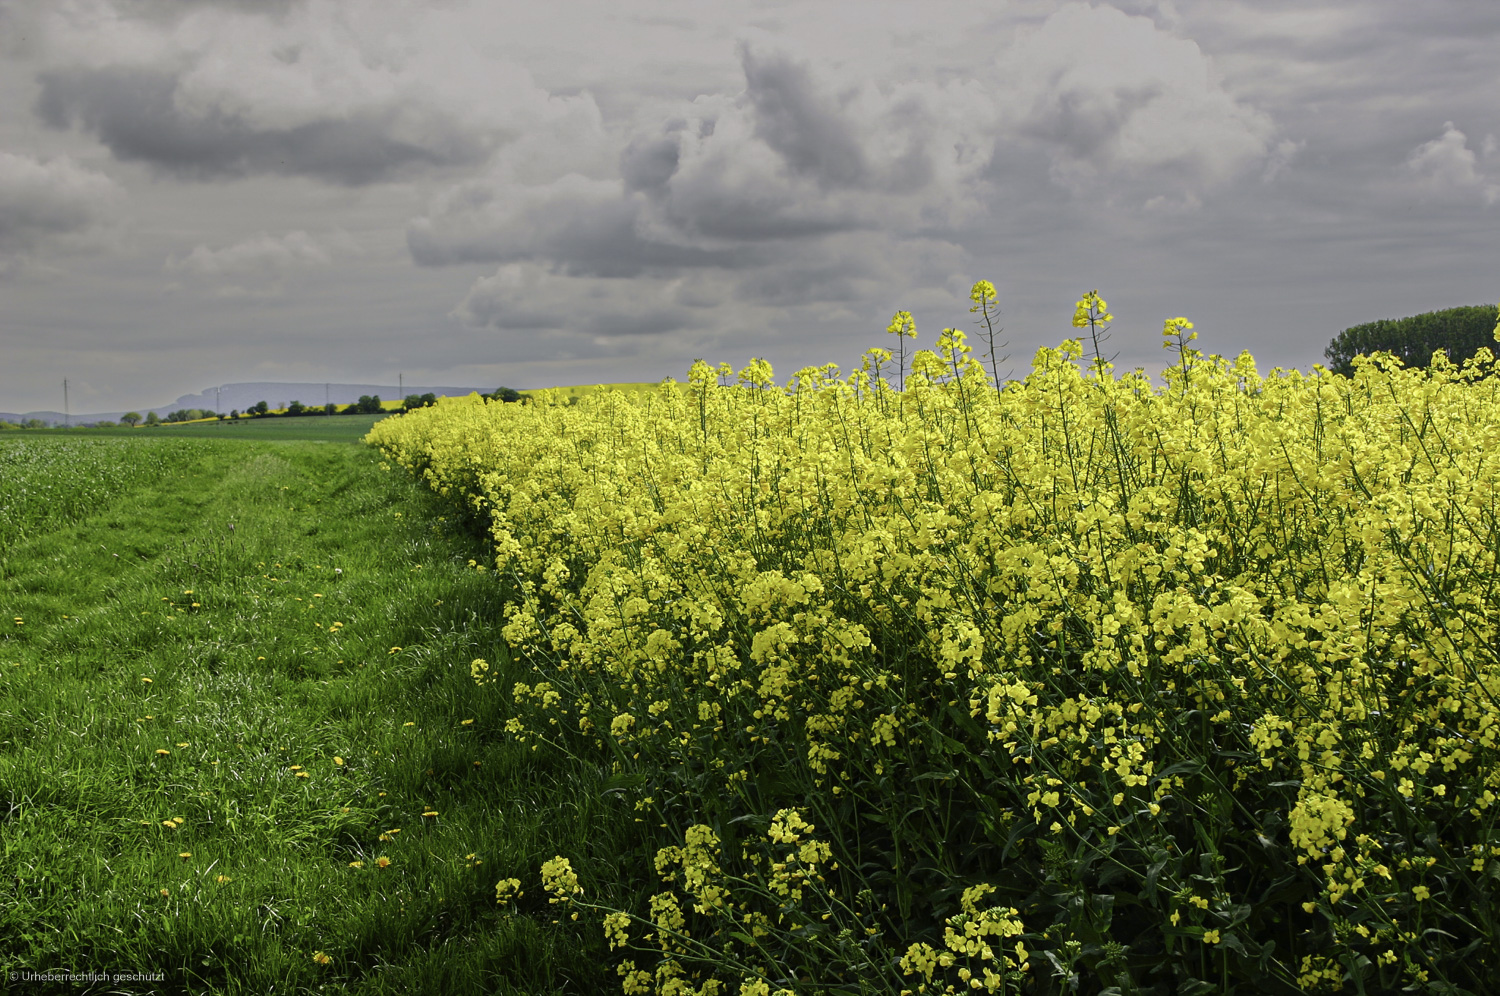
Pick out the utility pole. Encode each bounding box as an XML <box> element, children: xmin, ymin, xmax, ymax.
<box><xmin>399</xmin><ymin>372</ymin><xmax>403</xmax><ymax>398</ymax></box>
<box><xmin>63</xmin><ymin>379</ymin><xmax>69</xmax><ymax>428</ymax></box>
<box><xmin>325</xmin><ymin>382</ymin><xmax>330</xmax><ymax>415</ymax></box>
<box><xmin>215</xmin><ymin>386</ymin><xmax>221</xmax><ymax>426</ymax></box>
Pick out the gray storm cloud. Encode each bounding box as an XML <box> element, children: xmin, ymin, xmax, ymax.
<box><xmin>34</xmin><ymin>65</ymin><xmax>498</xmax><ymax>185</ymax></box>
<box><xmin>447</xmin><ymin>261</ymin><xmax>700</xmax><ymax>355</ymax></box>
<box><xmin>29</xmin><ymin>1</ymin><xmax>601</xmax><ymax>186</ymax></box>
<box><xmin>414</xmin><ymin>6</ymin><xmax>1296</xmax><ymax>338</ymax></box>
<box><xmin>0</xmin><ymin>152</ymin><xmax>121</xmax><ymax>274</ymax></box>
<box><xmin>406</xmin><ymin>174</ymin><xmax>765</xmax><ymax>277</ymax></box>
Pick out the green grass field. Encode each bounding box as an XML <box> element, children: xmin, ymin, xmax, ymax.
<box><xmin>23</xmin><ymin>414</ymin><xmax>396</xmax><ymax>443</ymax></box>
<box><xmin>0</xmin><ymin>435</ymin><xmax>629</xmax><ymax>994</ymax></box>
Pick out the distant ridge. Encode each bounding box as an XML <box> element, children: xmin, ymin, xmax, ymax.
<box><xmin>1</xmin><ymin>381</ymin><xmax>491</xmax><ymax>426</ymax></box>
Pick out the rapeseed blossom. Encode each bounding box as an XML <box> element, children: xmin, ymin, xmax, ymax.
<box><xmin>369</xmin><ymin>281</ymin><xmax>1500</xmax><ymax>994</ymax></box>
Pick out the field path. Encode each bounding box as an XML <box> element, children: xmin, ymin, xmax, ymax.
<box><xmin>0</xmin><ymin>439</ymin><xmax>617</xmax><ymax>995</ymax></box>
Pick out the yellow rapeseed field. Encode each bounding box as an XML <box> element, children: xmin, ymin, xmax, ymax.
<box><xmin>369</xmin><ymin>286</ymin><xmax>1500</xmax><ymax>995</ymax></box>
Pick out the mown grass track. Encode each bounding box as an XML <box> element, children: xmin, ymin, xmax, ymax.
<box><xmin>0</xmin><ymin>437</ymin><xmax>634</xmax><ymax>995</ymax></box>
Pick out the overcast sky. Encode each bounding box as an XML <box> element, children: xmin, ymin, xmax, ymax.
<box><xmin>1</xmin><ymin>0</ymin><xmax>1497</xmax><ymax>414</ymax></box>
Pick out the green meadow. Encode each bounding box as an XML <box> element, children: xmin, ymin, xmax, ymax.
<box><xmin>25</xmin><ymin>414</ymin><xmax>393</xmax><ymax>444</ymax></box>
<box><xmin>0</xmin><ymin>433</ymin><xmax>629</xmax><ymax>994</ymax></box>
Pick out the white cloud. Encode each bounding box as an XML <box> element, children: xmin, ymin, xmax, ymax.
<box><xmin>992</xmin><ymin>2</ymin><xmax>1284</xmax><ymax>203</ymax></box>
<box><xmin>1404</xmin><ymin>120</ymin><xmax>1499</xmax><ymax>206</ymax></box>
<box><xmin>165</xmin><ymin>229</ymin><xmax>339</xmax><ymax>295</ymax></box>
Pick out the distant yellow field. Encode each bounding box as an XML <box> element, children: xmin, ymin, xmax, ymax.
<box><xmin>517</xmin><ymin>381</ymin><xmax>679</xmax><ymax>401</ymax></box>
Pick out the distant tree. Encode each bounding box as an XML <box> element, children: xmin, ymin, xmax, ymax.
<box><xmin>488</xmin><ymin>387</ymin><xmax>522</xmax><ymax>403</ymax></box>
<box><xmin>324</xmin><ymin>403</ymin><xmax>337</xmax><ymax>415</ymax></box>
<box><xmin>121</xmin><ymin>412</ymin><xmax>142</xmax><ymax>427</ymax></box>
<box><xmin>229</xmin><ymin>409</ymin><xmax>239</xmax><ymax>420</ymax></box>
<box><xmin>23</xmin><ymin>418</ymin><xmax>47</xmax><ymax>429</ymax></box>
<box><xmin>1324</xmin><ymin>303</ymin><xmax>1500</xmax><ymax>377</ymax></box>
<box><xmin>145</xmin><ymin>412</ymin><xmax>161</xmax><ymax>426</ymax></box>
<box><xmin>403</xmin><ymin>393</ymin><xmax>423</xmax><ymax>411</ymax></box>
<box><xmin>253</xmin><ymin>401</ymin><xmax>269</xmax><ymax>415</ymax></box>
<box><xmin>217</xmin><ymin>412</ymin><xmax>227</xmax><ymax>421</ymax></box>
<box><xmin>0</xmin><ymin>420</ymin><xmax>18</xmax><ymax>431</ymax></box>
<box><xmin>420</xmin><ymin>392</ymin><xmax>436</xmax><ymax>407</ymax></box>
<box><xmin>93</xmin><ymin>420</ymin><xmax>118</xmax><ymax>428</ymax></box>
<box><xmin>356</xmin><ymin>394</ymin><xmax>383</xmax><ymax>414</ymax></box>
<box><xmin>287</xmin><ymin>400</ymin><xmax>307</xmax><ymax>416</ymax></box>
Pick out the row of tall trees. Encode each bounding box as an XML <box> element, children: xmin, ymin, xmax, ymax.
<box><xmin>1324</xmin><ymin>303</ymin><xmax>1500</xmax><ymax>376</ymax></box>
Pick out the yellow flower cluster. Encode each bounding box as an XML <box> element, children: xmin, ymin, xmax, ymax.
<box><xmin>370</xmin><ymin>288</ymin><xmax>1500</xmax><ymax>993</ymax></box>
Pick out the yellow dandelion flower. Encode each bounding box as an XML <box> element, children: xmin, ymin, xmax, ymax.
<box><xmin>155</xmin><ymin>749</ymin><xmax>170</xmax><ymax>756</ymax></box>
<box><xmin>313</xmin><ymin>951</ymin><xmax>332</xmax><ymax>966</ymax></box>
<box><xmin>376</xmin><ymin>856</ymin><xmax>391</xmax><ymax>869</ymax></box>
<box><xmin>334</xmin><ymin>756</ymin><xmax>344</xmax><ymax>765</ymax></box>
<box><xmin>179</xmin><ymin>852</ymin><xmax>192</xmax><ymax>860</ymax></box>
<box><xmin>349</xmin><ymin>861</ymin><xmax>364</xmax><ymax>869</ymax></box>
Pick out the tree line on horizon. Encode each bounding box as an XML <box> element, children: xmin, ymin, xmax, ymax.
<box><xmin>7</xmin><ymin>304</ymin><xmax>1499</xmax><ymax>435</ymax></box>
<box><xmin>0</xmin><ymin>388</ymin><xmax>531</xmax><ymax>430</ymax></box>
<box><xmin>1322</xmin><ymin>302</ymin><xmax>1500</xmax><ymax>376</ymax></box>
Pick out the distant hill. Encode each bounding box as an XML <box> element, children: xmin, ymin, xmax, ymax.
<box><xmin>1</xmin><ymin>382</ymin><xmax>490</xmax><ymax>427</ymax></box>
